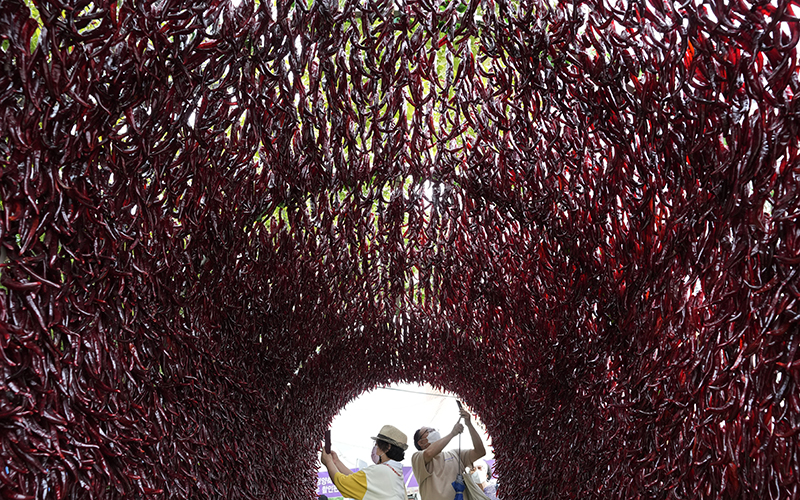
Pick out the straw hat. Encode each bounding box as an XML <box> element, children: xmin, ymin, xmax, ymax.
<box><xmin>371</xmin><ymin>425</ymin><xmax>409</xmax><ymax>451</ymax></box>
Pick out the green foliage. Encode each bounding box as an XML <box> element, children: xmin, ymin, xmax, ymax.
<box><xmin>22</xmin><ymin>0</ymin><xmax>43</xmax><ymax>53</ymax></box>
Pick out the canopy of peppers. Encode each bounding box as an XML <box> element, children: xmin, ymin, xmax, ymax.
<box><xmin>1</xmin><ymin>0</ymin><xmax>798</xmax><ymax>498</ymax></box>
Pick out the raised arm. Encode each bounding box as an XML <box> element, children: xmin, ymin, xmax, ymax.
<box><xmin>331</xmin><ymin>451</ymin><xmax>352</xmax><ymax>476</ymax></box>
<box><xmin>461</xmin><ymin>408</ymin><xmax>486</xmax><ymax>464</ymax></box>
<box><xmin>423</xmin><ymin>421</ymin><xmax>465</xmax><ymax>464</ymax></box>
<box><xmin>321</xmin><ymin>448</ymin><xmax>352</xmax><ymax>477</ymax></box>
<box><xmin>320</xmin><ymin>447</ymin><xmax>341</xmax><ymax>478</ymax></box>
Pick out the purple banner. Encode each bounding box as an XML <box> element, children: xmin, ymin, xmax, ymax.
<box><xmin>317</xmin><ymin>470</ymin><xmax>349</xmax><ymax>497</ymax></box>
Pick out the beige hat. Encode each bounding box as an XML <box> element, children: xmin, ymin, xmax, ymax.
<box><xmin>371</xmin><ymin>425</ymin><xmax>409</xmax><ymax>451</ymax></box>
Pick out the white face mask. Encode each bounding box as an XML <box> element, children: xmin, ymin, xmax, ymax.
<box><xmin>426</xmin><ymin>430</ymin><xmax>441</xmax><ymax>444</ymax></box>
<box><xmin>471</xmin><ymin>469</ymin><xmax>487</xmax><ymax>484</ymax></box>
<box><xmin>371</xmin><ymin>445</ymin><xmax>381</xmax><ymax>464</ymax></box>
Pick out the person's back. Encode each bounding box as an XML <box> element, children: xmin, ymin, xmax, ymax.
<box><xmin>365</xmin><ymin>460</ymin><xmax>407</xmax><ymax>500</ymax></box>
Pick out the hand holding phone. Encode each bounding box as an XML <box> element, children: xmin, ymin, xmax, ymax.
<box><xmin>456</xmin><ymin>400</ymin><xmax>471</xmax><ymax>425</ymax></box>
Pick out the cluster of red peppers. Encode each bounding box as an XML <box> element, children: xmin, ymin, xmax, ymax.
<box><xmin>1</xmin><ymin>0</ymin><xmax>798</xmax><ymax>498</ymax></box>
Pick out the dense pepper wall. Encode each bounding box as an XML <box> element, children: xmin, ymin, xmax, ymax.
<box><xmin>1</xmin><ymin>0</ymin><xmax>798</xmax><ymax>498</ymax></box>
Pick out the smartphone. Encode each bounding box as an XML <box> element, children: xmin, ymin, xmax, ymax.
<box><xmin>456</xmin><ymin>400</ymin><xmax>463</xmax><ymax>410</ymax></box>
<box><xmin>324</xmin><ymin>430</ymin><xmax>331</xmax><ymax>454</ymax></box>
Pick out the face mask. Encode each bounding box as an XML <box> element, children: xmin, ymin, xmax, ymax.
<box><xmin>426</xmin><ymin>430</ymin><xmax>441</xmax><ymax>443</ymax></box>
<box><xmin>371</xmin><ymin>445</ymin><xmax>381</xmax><ymax>464</ymax></box>
<box><xmin>471</xmin><ymin>470</ymin><xmax>487</xmax><ymax>484</ymax></box>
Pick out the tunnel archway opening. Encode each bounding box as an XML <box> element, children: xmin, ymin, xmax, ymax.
<box><xmin>317</xmin><ymin>381</ymin><xmax>497</xmax><ymax>499</ymax></box>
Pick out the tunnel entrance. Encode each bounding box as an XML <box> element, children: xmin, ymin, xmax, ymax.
<box><xmin>318</xmin><ymin>382</ymin><xmax>495</xmax><ymax>499</ymax></box>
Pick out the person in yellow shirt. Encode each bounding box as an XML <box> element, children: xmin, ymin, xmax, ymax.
<box><xmin>320</xmin><ymin>425</ymin><xmax>408</xmax><ymax>500</ymax></box>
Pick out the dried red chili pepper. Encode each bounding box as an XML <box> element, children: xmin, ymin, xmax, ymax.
<box><xmin>1</xmin><ymin>0</ymin><xmax>798</xmax><ymax>498</ymax></box>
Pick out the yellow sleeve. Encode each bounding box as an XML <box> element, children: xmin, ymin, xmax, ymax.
<box><xmin>332</xmin><ymin>470</ymin><xmax>368</xmax><ymax>500</ymax></box>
